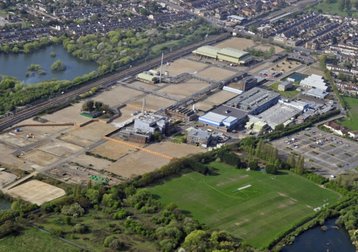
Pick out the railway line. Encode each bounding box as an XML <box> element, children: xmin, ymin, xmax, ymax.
<box><xmin>0</xmin><ymin>33</ymin><xmax>230</xmax><ymax>132</ymax></box>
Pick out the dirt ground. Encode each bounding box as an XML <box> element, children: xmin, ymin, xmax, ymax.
<box><xmin>301</xmin><ymin>66</ymin><xmax>324</xmax><ymax>76</ymax></box>
<box><xmin>196</xmin><ymin>66</ymin><xmax>237</xmax><ymax>82</ymax></box>
<box><xmin>193</xmin><ymin>90</ymin><xmax>238</xmax><ymax>112</ymax></box>
<box><xmin>129</xmin><ymin>81</ymin><xmax>158</xmax><ymax>92</ymax></box>
<box><xmin>106</xmin><ymin>142</ymin><xmax>204</xmax><ymax>179</ymax></box>
<box><xmin>248</xmin><ymin>62</ymin><xmax>276</xmax><ymax>75</ymax></box>
<box><xmin>0</xmin><ymin>143</ymin><xmax>23</xmax><ymax>169</ymax></box>
<box><xmin>7</xmin><ymin>179</ymin><xmax>66</xmax><ymax>205</ymax></box>
<box><xmin>253</xmin><ymin>44</ymin><xmax>285</xmax><ymax>53</ymax></box>
<box><xmin>106</xmin><ymin>150</ymin><xmax>170</xmax><ymax>179</ymax></box>
<box><xmin>146</xmin><ymin>142</ymin><xmax>204</xmax><ymax>157</ymax></box>
<box><xmin>43</xmin><ymin>102</ymin><xmax>90</xmax><ymax>125</ymax></box>
<box><xmin>93</xmin><ymin>85</ymin><xmax>145</xmax><ymax>107</ymax></box>
<box><xmin>270</xmin><ymin>59</ymin><xmax>301</xmax><ymax>73</ymax></box>
<box><xmin>0</xmin><ymin>123</ymin><xmax>69</xmax><ymax>148</ymax></box>
<box><xmin>71</xmin><ymin>154</ymin><xmax>113</xmax><ymax>171</ymax></box>
<box><xmin>0</xmin><ymin>172</ymin><xmax>17</xmax><ymax>188</ymax></box>
<box><xmin>38</xmin><ymin>139</ymin><xmax>82</xmax><ymax>157</ymax></box>
<box><xmin>160</xmin><ymin>58</ymin><xmax>209</xmax><ymax>76</ymax></box>
<box><xmin>158</xmin><ymin>79</ymin><xmax>209</xmax><ymax>99</ymax></box>
<box><xmin>21</xmin><ymin>149</ymin><xmax>59</xmax><ymax>167</ymax></box>
<box><xmin>59</xmin><ymin>121</ymin><xmax>116</xmax><ymax>147</ymax></box>
<box><xmin>216</xmin><ymin>37</ymin><xmax>255</xmax><ymax>50</ymax></box>
<box><xmin>91</xmin><ymin>140</ymin><xmax>136</xmax><ymax>161</ymax></box>
<box><xmin>127</xmin><ymin>94</ymin><xmax>176</xmax><ymax>112</ymax></box>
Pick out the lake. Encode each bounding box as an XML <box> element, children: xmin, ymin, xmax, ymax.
<box><xmin>0</xmin><ymin>44</ymin><xmax>97</xmax><ymax>84</ymax></box>
<box><xmin>281</xmin><ymin>218</ymin><xmax>356</xmax><ymax>252</ymax></box>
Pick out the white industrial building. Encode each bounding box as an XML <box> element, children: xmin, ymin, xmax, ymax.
<box><xmin>300</xmin><ymin>74</ymin><xmax>328</xmax><ymax>91</ymax></box>
<box><xmin>198</xmin><ymin>105</ymin><xmax>248</xmax><ymax>129</ymax></box>
<box><xmin>133</xmin><ymin>113</ymin><xmax>169</xmax><ymax>135</ymax></box>
<box><xmin>246</xmin><ymin>100</ymin><xmax>308</xmax><ymax>130</ymax></box>
<box><xmin>304</xmin><ymin>88</ymin><xmax>328</xmax><ymax>99</ymax></box>
<box><xmin>255</xmin><ymin>102</ymin><xmax>302</xmax><ymax>129</ymax></box>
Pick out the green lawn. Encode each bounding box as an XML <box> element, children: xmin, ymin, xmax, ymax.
<box><xmin>0</xmin><ymin>10</ymin><xmax>7</xmax><ymax>17</ymax></box>
<box><xmin>311</xmin><ymin>2</ymin><xmax>358</xmax><ymax>17</ymax></box>
<box><xmin>270</xmin><ymin>81</ymin><xmax>299</xmax><ymax>98</ymax></box>
<box><xmin>0</xmin><ymin>228</ymin><xmax>79</xmax><ymax>252</ymax></box>
<box><xmin>339</xmin><ymin>96</ymin><xmax>358</xmax><ymax>130</ymax></box>
<box><xmin>149</xmin><ymin>162</ymin><xmax>340</xmax><ymax>249</ymax></box>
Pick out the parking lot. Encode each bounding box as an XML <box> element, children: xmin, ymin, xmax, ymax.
<box><xmin>272</xmin><ymin>127</ymin><xmax>358</xmax><ymax>177</ymax></box>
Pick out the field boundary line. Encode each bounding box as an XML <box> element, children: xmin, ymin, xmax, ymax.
<box><xmin>104</xmin><ymin>136</ymin><xmax>173</xmax><ymax>160</ymax></box>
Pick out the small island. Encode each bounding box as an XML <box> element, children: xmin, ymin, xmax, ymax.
<box><xmin>51</xmin><ymin>60</ymin><xmax>66</xmax><ymax>72</ymax></box>
<box><xmin>26</xmin><ymin>64</ymin><xmax>46</xmax><ymax>77</ymax></box>
<box><xmin>50</xmin><ymin>51</ymin><xmax>57</xmax><ymax>57</ymax></box>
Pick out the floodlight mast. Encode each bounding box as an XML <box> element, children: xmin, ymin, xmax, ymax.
<box><xmin>159</xmin><ymin>52</ymin><xmax>164</xmax><ymax>83</ymax></box>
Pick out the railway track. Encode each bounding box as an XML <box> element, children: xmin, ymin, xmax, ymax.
<box><xmin>0</xmin><ymin>33</ymin><xmax>230</xmax><ymax>132</ymax></box>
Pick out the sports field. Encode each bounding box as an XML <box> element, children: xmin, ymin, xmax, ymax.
<box><xmin>339</xmin><ymin>96</ymin><xmax>358</xmax><ymax>130</ymax></box>
<box><xmin>149</xmin><ymin>162</ymin><xmax>340</xmax><ymax>248</ymax></box>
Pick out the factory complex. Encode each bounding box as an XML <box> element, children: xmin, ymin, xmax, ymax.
<box><xmin>0</xmin><ymin>36</ymin><xmax>342</xmax><ymax>191</ymax></box>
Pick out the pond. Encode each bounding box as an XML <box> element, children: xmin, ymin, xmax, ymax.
<box><xmin>281</xmin><ymin>218</ymin><xmax>356</xmax><ymax>252</ymax></box>
<box><xmin>0</xmin><ymin>44</ymin><xmax>97</xmax><ymax>84</ymax></box>
<box><xmin>285</xmin><ymin>72</ymin><xmax>307</xmax><ymax>82</ymax></box>
<box><xmin>0</xmin><ymin>197</ymin><xmax>11</xmax><ymax>211</ymax></box>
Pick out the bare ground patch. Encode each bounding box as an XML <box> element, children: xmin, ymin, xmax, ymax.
<box><xmin>93</xmin><ymin>85</ymin><xmax>144</xmax><ymax>107</ymax></box>
<box><xmin>160</xmin><ymin>58</ymin><xmax>209</xmax><ymax>76</ymax></box>
<box><xmin>91</xmin><ymin>140</ymin><xmax>136</xmax><ymax>161</ymax></box>
<box><xmin>7</xmin><ymin>180</ymin><xmax>65</xmax><ymax>205</ymax></box>
<box><xmin>216</xmin><ymin>38</ymin><xmax>255</xmax><ymax>50</ymax></box>
<box><xmin>158</xmin><ymin>79</ymin><xmax>209</xmax><ymax>99</ymax></box>
<box><xmin>21</xmin><ymin>149</ymin><xmax>59</xmax><ymax>167</ymax></box>
<box><xmin>196</xmin><ymin>67</ymin><xmax>237</xmax><ymax>82</ymax></box>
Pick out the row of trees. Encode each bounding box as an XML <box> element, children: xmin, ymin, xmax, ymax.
<box><xmin>0</xmin><ymin>36</ymin><xmax>62</xmax><ymax>54</ymax></box>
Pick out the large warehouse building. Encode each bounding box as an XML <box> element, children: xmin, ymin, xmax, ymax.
<box><xmin>198</xmin><ymin>104</ymin><xmax>248</xmax><ymax>130</ymax></box>
<box><xmin>217</xmin><ymin>47</ymin><xmax>250</xmax><ymax>64</ymax></box>
<box><xmin>192</xmin><ymin>46</ymin><xmax>252</xmax><ymax>65</ymax></box>
<box><xmin>226</xmin><ymin>87</ymin><xmax>280</xmax><ymax>115</ymax></box>
<box><xmin>254</xmin><ymin>102</ymin><xmax>302</xmax><ymax>129</ymax></box>
<box><xmin>192</xmin><ymin>46</ymin><xmax>220</xmax><ymax>59</ymax></box>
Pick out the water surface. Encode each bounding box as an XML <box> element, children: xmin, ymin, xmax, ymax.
<box><xmin>281</xmin><ymin>218</ymin><xmax>355</xmax><ymax>252</ymax></box>
<box><xmin>0</xmin><ymin>197</ymin><xmax>11</xmax><ymax>211</ymax></box>
<box><xmin>0</xmin><ymin>44</ymin><xmax>97</xmax><ymax>84</ymax></box>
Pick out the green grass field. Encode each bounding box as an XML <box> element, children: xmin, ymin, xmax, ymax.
<box><xmin>311</xmin><ymin>2</ymin><xmax>358</xmax><ymax>17</ymax></box>
<box><xmin>339</xmin><ymin>96</ymin><xmax>358</xmax><ymax>130</ymax></box>
<box><xmin>149</xmin><ymin>162</ymin><xmax>340</xmax><ymax>249</ymax></box>
<box><xmin>0</xmin><ymin>228</ymin><xmax>79</xmax><ymax>252</ymax></box>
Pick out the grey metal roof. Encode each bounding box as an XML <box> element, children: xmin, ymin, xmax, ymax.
<box><xmin>211</xmin><ymin>104</ymin><xmax>247</xmax><ymax>119</ymax></box>
<box><xmin>226</xmin><ymin>87</ymin><xmax>280</xmax><ymax>111</ymax></box>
